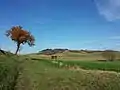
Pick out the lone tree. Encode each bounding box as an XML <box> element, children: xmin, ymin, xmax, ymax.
<box><xmin>101</xmin><ymin>50</ymin><xmax>116</xmax><ymax>61</ymax></box>
<box><xmin>6</xmin><ymin>26</ymin><xmax>35</xmax><ymax>55</ymax></box>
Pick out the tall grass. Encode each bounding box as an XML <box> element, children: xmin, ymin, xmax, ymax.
<box><xmin>0</xmin><ymin>56</ymin><xmax>20</xmax><ymax>90</ymax></box>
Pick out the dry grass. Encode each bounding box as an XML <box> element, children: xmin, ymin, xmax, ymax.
<box><xmin>28</xmin><ymin>51</ymin><xmax>120</xmax><ymax>61</ymax></box>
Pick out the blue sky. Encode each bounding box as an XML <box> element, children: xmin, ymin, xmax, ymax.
<box><xmin>0</xmin><ymin>0</ymin><xmax>120</xmax><ymax>54</ymax></box>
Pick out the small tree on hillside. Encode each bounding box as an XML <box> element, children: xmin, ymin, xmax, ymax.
<box><xmin>6</xmin><ymin>26</ymin><xmax>35</xmax><ymax>55</ymax></box>
<box><xmin>101</xmin><ymin>50</ymin><xmax>116</xmax><ymax>61</ymax></box>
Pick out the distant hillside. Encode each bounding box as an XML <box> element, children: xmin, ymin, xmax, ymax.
<box><xmin>36</xmin><ymin>49</ymin><xmax>120</xmax><ymax>60</ymax></box>
<box><xmin>0</xmin><ymin>49</ymin><xmax>13</xmax><ymax>55</ymax></box>
<box><xmin>38</xmin><ymin>49</ymin><xmax>119</xmax><ymax>55</ymax></box>
<box><xmin>38</xmin><ymin>49</ymin><xmax>69</xmax><ymax>55</ymax></box>
<box><xmin>28</xmin><ymin>49</ymin><xmax>120</xmax><ymax>61</ymax></box>
<box><xmin>70</xmin><ymin>50</ymin><xmax>119</xmax><ymax>53</ymax></box>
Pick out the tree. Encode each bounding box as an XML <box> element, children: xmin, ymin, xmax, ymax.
<box><xmin>6</xmin><ymin>26</ymin><xmax>35</xmax><ymax>55</ymax></box>
<box><xmin>101</xmin><ymin>50</ymin><xmax>116</xmax><ymax>61</ymax></box>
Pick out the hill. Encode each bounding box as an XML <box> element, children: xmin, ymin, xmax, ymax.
<box><xmin>38</xmin><ymin>48</ymin><xmax>69</xmax><ymax>55</ymax></box>
<box><xmin>0</xmin><ymin>49</ymin><xmax>13</xmax><ymax>55</ymax></box>
<box><xmin>31</xmin><ymin>49</ymin><xmax>120</xmax><ymax>61</ymax></box>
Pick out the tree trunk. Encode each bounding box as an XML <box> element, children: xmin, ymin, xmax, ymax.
<box><xmin>15</xmin><ymin>43</ymin><xmax>20</xmax><ymax>55</ymax></box>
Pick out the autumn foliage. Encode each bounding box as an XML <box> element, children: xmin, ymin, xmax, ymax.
<box><xmin>6</xmin><ymin>26</ymin><xmax>35</xmax><ymax>54</ymax></box>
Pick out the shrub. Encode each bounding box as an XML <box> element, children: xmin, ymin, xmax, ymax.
<box><xmin>0</xmin><ymin>56</ymin><xmax>20</xmax><ymax>90</ymax></box>
<box><xmin>102</xmin><ymin>50</ymin><xmax>116</xmax><ymax>61</ymax></box>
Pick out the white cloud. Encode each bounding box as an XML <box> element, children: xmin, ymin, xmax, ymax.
<box><xmin>95</xmin><ymin>0</ymin><xmax>120</xmax><ymax>21</ymax></box>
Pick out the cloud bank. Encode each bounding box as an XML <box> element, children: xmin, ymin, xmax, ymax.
<box><xmin>95</xmin><ymin>0</ymin><xmax>120</xmax><ymax>21</ymax></box>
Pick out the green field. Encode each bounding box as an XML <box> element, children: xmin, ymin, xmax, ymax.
<box><xmin>1</xmin><ymin>55</ymin><xmax>120</xmax><ymax>90</ymax></box>
<box><xmin>55</xmin><ymin>60</ymin><xmax>120</xmax><ymax>72</ymax></box>
<box><xmin>15</xmin><ymin>58</ymin><xmax>120</xmax><ymax>90</ymax></box>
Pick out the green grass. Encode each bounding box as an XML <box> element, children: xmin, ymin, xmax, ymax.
<box><xmin>1</xmin><ymin>55</ymin><xmax>120</xmax><ymax>90</ymax></box>
<box><xmin>16</xmin><ymin>59</ymin><xmax>120</xmax><ymax>90</ymax></box>
<box><xmin>0</xmin><ymin>56</ymin><xmax>22</xmax><ymax>90</ymax></box>
<box><xmin>50</xmin><ymin>60</ymin><xmax>120</xmax><ymax>72</ymax></box>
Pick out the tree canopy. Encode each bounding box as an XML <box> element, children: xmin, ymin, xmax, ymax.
<box><xmin>6</xmin><ymin>26</ymin><xmax>35</xmax><ymax>54</ymax></box>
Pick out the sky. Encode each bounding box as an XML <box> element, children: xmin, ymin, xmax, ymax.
<box><xmin>0</xmin><ymin>0</ymin><xmax>120</xmax><ymax>54</ymax></box>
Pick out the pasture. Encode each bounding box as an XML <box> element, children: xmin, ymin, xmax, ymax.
<box><xmin>15</xmin><ymin>58</ymin><xmax>120</xmax><ymax>90</ymax></box>
<box><xmin>28</xmin><ymin>50</ymin><xmax>120</xmax><ymax>61</ymax></box>
<box><xmin>1</xmin><ymin>51</ymin><xmax>120</xmax><ymax>90</ymax></box>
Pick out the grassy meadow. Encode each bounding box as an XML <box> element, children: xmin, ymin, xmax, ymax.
<box><xmin>0</xmin><ymin>56</ymin><xmax>21</xmax><ymax>90</ymax></box>
<box><xmin>15</xmin><ymin>58</ymin><xmax>120</xmax><ymax>90</ymax></box>
<box><xmin>1</xmin><ymin>51</ymin><xmax>120</xmax><ymax>90</ymax></box>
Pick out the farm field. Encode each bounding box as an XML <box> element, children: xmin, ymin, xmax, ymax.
<box><xmin>15</xmin><ymin>58</ymin><xmax>120</xmax><ymax>90</ymax></box>
<box><xmin>28</xmin><ymin>50</ymin><xmax>120</xmax><ymax>61</ymax></box>
<box><xmin>1</xmin><ymin>54</ymin><xmax>120</xmax><ymax>90</ymax></box>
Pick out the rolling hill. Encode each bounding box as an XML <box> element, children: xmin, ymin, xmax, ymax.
<box><xmin>28</xmin><ymin>49</ymin><xmax>120</xmax><ymax>61</ymax></box>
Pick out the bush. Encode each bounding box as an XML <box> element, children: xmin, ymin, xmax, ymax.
<box><xmin>0</xmin><ymin>56</ymin><xmax>20</xmax><ymax>90</ymax></box>
<box><xmin>102</xmin><ymin>50</ymin><xmax>116</xmax><ymax>61</ymax></box>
